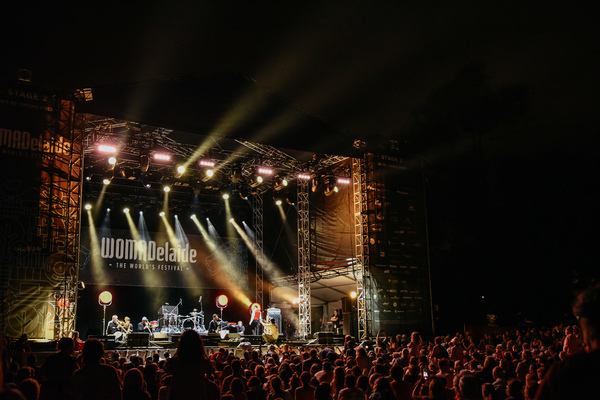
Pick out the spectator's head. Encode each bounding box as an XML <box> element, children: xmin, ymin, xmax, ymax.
<box><xmin>82</xmin><ymin>338</ymin><xmax>104</xmax><ymax>365</ymax></box>
<box><xmin>57</xmin><ymin>337</ymin><xmax>74</xmax><ymax>354</ymax></box>
<box><xmin>344</xmin><ymin>374</ymin><xmax>357</xmax><ymax>388</ymax></box>
<box><xmin>315</xmin><ymin>383</ymin><xmax>332</xmax><ymax>400</ymax></box>
<box><xmin>123</xmin><ymin>368</ymin><xmax>144</xmax><ymax>391</ymax></box>
<box><xmin>429</xmin><ymin>376</ymin><xmax>447</xmax><ymax>399</ymax></box>
<box><xmin>18</xmin><ymin>378</ymin><xmax>40</xmax><ymax>400</ymax></box>
<box><xmin>175</xmin><ymin>329</ymin><xmax>207</xmax><ymax>361</ymax></box>
<box><xmin>506</xmin><ymin>379</ymin><xmax>524</xmax><ymax>398</ymax></box>
<box><xmin>458</xmin><ymin>374</ymin><xmax>482</xmax><ymax>399</ymax></box>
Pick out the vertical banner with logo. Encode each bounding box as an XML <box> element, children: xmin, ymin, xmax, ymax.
<box><xmin>0</xmin><ymin>79</ymin><xmax>82</xmax><ymax>339</ymax></box>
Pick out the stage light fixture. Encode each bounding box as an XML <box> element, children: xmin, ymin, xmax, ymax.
<box><xmin>275</xmin><ymin>199</ymin><xmax>282</xmax><ymax>206</ymax></box>
<box><xmin>231</xmin><ymin>166</ymin><xmax>242</xmax><ymax>183</ymax></box>
<box><xmin>102</xmin><ymin>178</ymin><xmax>111</xmax><ymax>185</ymax></box>
<box><xmin>98</xmin><ymin>144</ymin><xmax>117</xmax><ymax>154</ymax></box>
<box><xmin>108</xmin><ymin>156</ymin><xmax>117</xmax><ymax>165</ymax></box>
<box><xmin>229</xmin><ymin>218</ymin><xmax>234</xmax><ymax>223</ymax></box>
<box><xmin>154</xmin><ymin>153</ymin><xmax>171</xmax><ymax>161</ymax></box>
<box><xmin>249</xmin><ymin>173</ymin><xmax>263</xmax><ymax>187</ymax></box>
<box><xmin>216</xmin><ymin>294</ymin><xmax>229</xmax><ymax>308</ymax></box>
<box><xmin>163</xmin><ymin>186</ymin><xmax>171</xmax><ymax>192</ymax></box>
<box><xmin>258</xmin><ymin>167</ymin><xmax>273</xmax><ymax>175</ymax></box>
<box><xmin>337</xmin><ymin>177</ymin><xmax>351</xmax><ymax>185</ymax></box>
<box><xmin>222</xmin><ymin>193</ymin><xmax>230</xmax><ymax>200</ymax></box>
<box><xmin>175</xmin><ymin>165</ymin><xmax>186</xmax><ymax>178</ymax></box>
<box><xmin>202</xmin><ymin>169</ymin><xmax>214</xmax><ymax>182</ymax></box>
<box><xmin>99</xmin><ymin>291</ymin><xmax>113</xmax><ymax>306</ymax></box>
<box><xmin>84</xmin><ymin>204</ymin><xmax>92</xmax><ymax>210</ymax></box>
<box><xmin>98</xmin><ymin>291</ymin><xmax>113</xmax><ymax>337</ymax></box>
<box><xmin>297</xmin><ymin>173</ymin><xmax>311</xmax><ymax>180</ymax></box>
<box><xmin>123</xmin><ymin>208</ymin><xmax>129</xmax><ymax>213</ymax></box>
<box><xmin>190</xmin><ymin>214</ymin><xmax>196</xmax><ymax>219</ymax></box>
<box><xmin>274</xmin><ymin>176</ymin><xmax>288</xmax><ymax>191</ymax></box>
<box><xmin>200</xmin><ymin>159</ymin><xmax>215</xmax><ymax>167</ymax></box>
<box><xmin>350</xmin><ymin>291</ymin><xmax>357</xmax><ymax>299</ymax></box>
<box><xmin>57</xmin><ymin>297</ymin><xmax>70</xmax><ymax>309</ymax></box>
<box><xmin>106</xmin><ymin>208</ymin><xmax>111</xmax><ymax>212</ymax></box>
<box><xmin>85</xmin><ymin>176</ymin><xmax>91</xmax><ymax>181</ymax></box>
<box><xmin>159</xmin><ymin>211</ymin><xmax>165</xmax><ymax>217</ymax></box>
<box><xmin>140</xmin><ymin>154</ymin><xmax>149</xmax><ymax>172</ymax></box>
<box><xmin>311</xmin><ymin>176</ymin><xmax>321</xmax><ymax>192</ymax></box>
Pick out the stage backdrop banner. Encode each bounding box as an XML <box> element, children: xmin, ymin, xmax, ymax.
<box><xmin>79</xmin><ymin>228</ymin><xmax>248</xmax><ymax>289</ymax></box>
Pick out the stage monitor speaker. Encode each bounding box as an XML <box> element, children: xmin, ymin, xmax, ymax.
<box><xmin>128</xmin><ymin>333</ymin><xmax>150</xmax><ymax>347</ymax></box>
<box><xmin>88</xmin><ymin>335</ymin><xmax>117</xmax><ymax>350</ymax></box>
<box><xmin>314</xmin><ymin>331</ymin><xmax>333</xmax><ymax>345</ymax></box>
<box><xmin>342</xmin><ymin>297</ymin><xmax>349</xmax><ymax>313</ymax></box>
<box><xmin>228</xmin><ymin>333</ymin><xmax>241</xmax><ymax>340</ymax></box>
<box><xmin>244</xmin><ymin>335</ymin><xmax>263</xmax><ymax>345</ymax></box>
<box><xmin>153</xmin><ymin>333</ymin><xmax>168</xmax><ymax>340</ymax></box>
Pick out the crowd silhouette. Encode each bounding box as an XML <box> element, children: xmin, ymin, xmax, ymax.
<box><xmin>1</xmin><ymin>283</ymin><xmax>599</xmax><ymax>400</ymax></box>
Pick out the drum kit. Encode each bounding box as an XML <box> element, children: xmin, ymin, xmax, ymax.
<box><xmin>157</xmin><ymin>302</ymin><xmax>207</xmax><ymax>334</ymax></box>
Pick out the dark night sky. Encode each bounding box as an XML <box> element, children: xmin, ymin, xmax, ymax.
<box><xmin>2</xmin><ymin>2</ymin><xmax>599</xmax><ymax>330</ymax></box>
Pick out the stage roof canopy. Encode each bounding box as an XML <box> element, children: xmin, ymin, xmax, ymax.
<box><xmin>77</xmin><ymin>72</ymin><xmax>361</xmax><ymax>158</ymax></box>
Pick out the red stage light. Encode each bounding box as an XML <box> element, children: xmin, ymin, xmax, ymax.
<box><xmin>57</xmin><ymin>297</ymin><xmax>70</xmax><ymax>309</ymax></box>
<box><xmin>216</xmin><ymin>294</ymin><xmax>229</xmax><ymax>308</ymax></box>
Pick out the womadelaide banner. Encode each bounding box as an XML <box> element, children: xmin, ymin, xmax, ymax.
<box><xmin>79</xmin><ymin>229</ymin><xmax>248</xmax><ymax>289</ymax></box>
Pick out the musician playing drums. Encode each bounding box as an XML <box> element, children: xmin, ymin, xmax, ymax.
<box><xmin>260</xmin><ymin>318</ymin><xmax>279</xmax><ymax>344</ymax></box>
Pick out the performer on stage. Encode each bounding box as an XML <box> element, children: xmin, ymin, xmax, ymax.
<box><xmin>249</xmin><ymin>304</ymin><xmax>261</xmax><ymax>335</ymax></box>
<box><xmin>106</xmin><ymin>315</ymin><xmax>120</xmax><ymax>335</ymax></box>
<box><xmin>208</xmin><ymin>314</ymin><xmax>221</xmax><ymax>333</ymax></box>
<box><xmin>237</xmin><ymin>321</ymin><xmax>245</xmax><ymax>335</ymax></box>
<box><xmin>138</xmin><ymin>316</ymin><xmax>151</xmax><ymax>332</ymax></box>
<box><xmin>331</xmin><ymin>309</ymin><xmax>342</xmax><ymax>332</ymax></box>
<box><xmin>122</xmin><ymin>317</ymin><xmax>133</xmax><ymax>335</ymax></box>
<box><xmin>260</xmin><ymin>318</ymin><xmax>279</xmax><ymax>344</ymax></box>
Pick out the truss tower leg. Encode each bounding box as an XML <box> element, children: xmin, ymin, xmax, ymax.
<box><xmin>297</xmin><ymin>179</ymin><xmax>311</xmax><ymax>340</ymax></box>
<box><xmin>252</xmin><ymin>194</ymin><xmax>264</xmax><ymax>310</ymax></box>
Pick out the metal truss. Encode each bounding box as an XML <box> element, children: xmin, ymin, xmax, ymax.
<box><xmin>252</xmin><ymin>193</ymin><xmax>264</xmax><ymax>310</ymax></box>
<box><xmin>353</xmin><ymin>156</ymin><xmax>373</xmax><ymax>340</ymax></box>
<box><xmin>39</xmin><ymin>99</ymin><xmax>83</xmax><ymax>340</ymax></box>
<box><xmin>297</xmin><ymin>179</ymin><xmax>311</xmax><ymax>339</ymax></box>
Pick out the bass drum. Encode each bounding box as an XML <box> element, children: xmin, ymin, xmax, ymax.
<box><xmin>181</xmin><ymin>317</ymin><xmax>196</xmax><ymax>331</ymax></box>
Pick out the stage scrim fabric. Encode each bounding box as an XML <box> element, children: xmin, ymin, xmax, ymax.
<box><xmin>79</xmin><ymin>229</ymin><xmax>248</xmax><ymax>289</ymax></box>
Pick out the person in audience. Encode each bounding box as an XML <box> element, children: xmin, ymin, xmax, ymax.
<box><xmin>163</xmin><ymin>329</ymin><xmax>218</xmax><ymax>400</ymax></box>
<box><xmin>121</xmin><ymin>368</ymin><xmax>150</xmax><ymax>400</ymax></box>
<box><xmin>71</xmin><ymin>338</ymin><xmax>122</xmax><ymax>400</ymax></box>
<box><xmin>535</xmin><ymin>282</ymin><xmax>600</xmax><ymax>399</ymax></box>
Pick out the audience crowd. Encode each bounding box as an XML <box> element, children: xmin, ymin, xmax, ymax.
<box><xmin>1</xmin><ymin>282</ymin><xmax>598</xmax><ymax>400</ymax></box>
